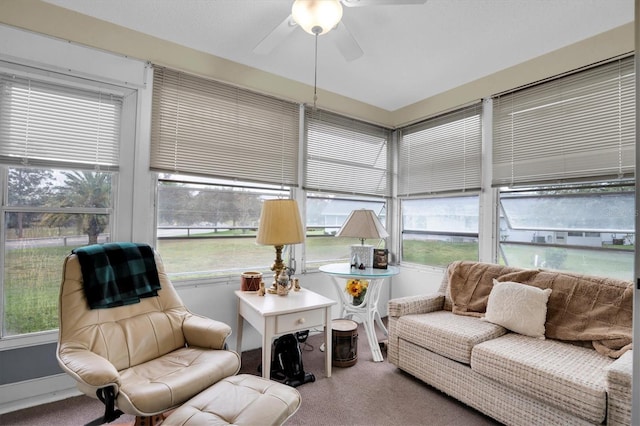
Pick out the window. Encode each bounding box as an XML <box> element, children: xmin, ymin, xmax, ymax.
<box><xmin>305</xmin><ymin>194</ymin><xmax>386</xmax><ymax>270</ymax></box>
<box><xmin>499</xmin><ymin>185</ymin><xmax>634</xmax><ymax>280</ymax></box>
<box><xmin>0</xmin><ymin>69</ymin><xmax>123</xmax><ymax>337</ymax></box>
<box><xmin>398</xmin><ymin>104</ymin><xmax>482</xmax><ymax>267</ymax></box>
<box><xmin>494</xmin><ymin>56</ymin><xmax>635</xmax><ymax>280</ymax></box>
<box><xmin>402</xmin><ymin>196</ymin><xmax>479</xmax><ymax>267</ymax></box>
<box><xmin>302</xmin><ymin>108</ymin><xmax>391</xmax><ymax>270</ymax></box>
<box><xmin>156</xmin><ymin>174</ymin><xmax>291</xmax><ymax>281</ymax></box>
<box><xmin>150</xmin><ymin>68</ymin><xmax>301</xmax><ymax>280</ymax></box>
<box><xmin>3</xmin><ymin>168</ymin><xmax>113</xmax><ymax>336</ymax></box>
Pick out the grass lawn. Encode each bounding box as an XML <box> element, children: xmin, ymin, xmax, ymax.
<box><xmin>3</xmin><ymin>236</ymin><xmax>352</xmax><ymax>335</ymax></box>
<box><xmin>402</xmin><ymin>240</ymin><xmax>478</xmax><ymax>267</ymax></box>
<box><xmin>4</xmin><ymin>245</ymin><xmax>71</xmax><ymax>335</ymax></box>
<box><xmin>3</xmin><ymin>238</ymin><xmax>634</xmax><ymax>336</ymax></box>
<box><xmin>500</xmin><ymin>243</ymin><xmax>634</xmax><ymax>280</ymax></box>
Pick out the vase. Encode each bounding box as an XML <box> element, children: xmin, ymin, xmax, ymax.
<box><xmin>352</xmin><ymin>294</ymin><xmax>365</xmax><ymax>306</ymax></box>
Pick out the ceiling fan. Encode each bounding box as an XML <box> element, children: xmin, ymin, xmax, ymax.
<box><xmin>253</xmin><ymin>0</ymin><xmax>427</xmax><ymax>62</ymax></box>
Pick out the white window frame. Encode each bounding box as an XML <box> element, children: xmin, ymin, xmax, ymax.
<box><xmin>0</xmin><ymin>55</ymin><xmax>144</xmax><ymax>347</ymax></box>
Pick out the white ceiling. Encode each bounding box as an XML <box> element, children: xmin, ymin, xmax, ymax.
<box><xmin>43</xmin><ymin>0</ymin><xmax>633</xmax><ymax>111</ymax></box>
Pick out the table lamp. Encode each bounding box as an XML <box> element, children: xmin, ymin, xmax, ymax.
<box><xmin>336</xmin><ymin>209</ymin><xmax>388</xmax><ymax>269</ymax></box>
<box><xmin>256</xmin><ymin>199</ymin><xmax>305</xmax><ymax>294</ymax></box>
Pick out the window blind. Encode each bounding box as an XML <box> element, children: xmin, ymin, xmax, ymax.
<box><xmin>398</xmin><ymin>103</ymin><xmax>482</xmax><ymax>196</ymax></box>
<box><xmin>493</xmin><ymin>56</ymin><xmax>635</xmax><ymax>187</ymax></box>
<box><xmin>150</xmin><ymin>67</ymin><xmax>300</xmax><ymax>186</ymax></box>
<box><xmin>0</xmin><ymin>73</ymin><xmax>122</xmax><ymax>169</ymax></box>
<box><xmin>303</xmin><ymin>108</ymin><xmax>391</xmax><ymax>197</ymax></box>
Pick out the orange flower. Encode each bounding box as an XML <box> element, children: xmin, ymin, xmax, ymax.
<box><xmin>345</xmin><ymin>279</ymin><xmax>368</xmax><ymax>297</ymax></box>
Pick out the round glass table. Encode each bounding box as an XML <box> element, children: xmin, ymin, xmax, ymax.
<box><xmin>319</xmin><ymin>263</ymin><xmax>400</xmax><ymax>362</ymax></box>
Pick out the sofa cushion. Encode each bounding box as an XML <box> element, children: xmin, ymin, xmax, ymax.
<box><xmin>396</xmin><ymin>311</ymin><xmax>506</xmax><ymax>364</ymax></box>
<box><xmin>483</xmin><ymin>280</ymin><xmax>551</xmax><ymax>339</ymax></box>
<box><xmin>471</xmin><ymin>333</ymin><xmax>613</xmax><ymax>423</ymax></box>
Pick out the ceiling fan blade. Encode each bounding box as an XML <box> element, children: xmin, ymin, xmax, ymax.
<box><xmin>341</xmin><ymin>0</ymin><xmax>427</xmax><ymax>6</ymax></box>
<box><xmin>253</xmin><ymin>14</ymin><xmax>298</xmax><ymax>55</ymax></box>
<box><xmin>333</xmin><ymin>22</ymin><xmax>364</xmax><ymax>62</ymax></box>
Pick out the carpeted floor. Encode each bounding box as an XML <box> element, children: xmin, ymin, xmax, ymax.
<box><xmin>1</xmin><ymin>322</ymin><xmax>501</xmax><ymax>425</ymax></box>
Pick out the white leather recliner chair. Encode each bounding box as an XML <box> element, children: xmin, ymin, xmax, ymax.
<box><xmin>57</xmin><ymin>245</ymin><xmax>240</xmax><ymax>425</ymax></box>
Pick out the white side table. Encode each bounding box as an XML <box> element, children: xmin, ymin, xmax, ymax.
<box><xmin>319</xmin><ymin>263</ymin><xmax>400</xmax><ymax>362</ymax></box>
<box><xmin>235</xmin><ymin>288</ymin><xmax>336</xmax><ymax>379</ymax></box>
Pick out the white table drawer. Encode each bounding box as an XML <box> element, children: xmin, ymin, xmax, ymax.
<box><xmin>276</xmin><ymin>308</ymin><xmax>324</xmax><ymax>334</ymax></box>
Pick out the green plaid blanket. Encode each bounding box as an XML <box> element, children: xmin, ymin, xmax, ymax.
<box><xmin>72</xmin><ymin>242</ymin><xmax>161</xmax><ymax>310</ymax></box>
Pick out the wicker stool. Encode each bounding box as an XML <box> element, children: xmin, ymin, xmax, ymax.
<box><xmin>163</xmin><ymin>374</ymin><xmax>301</xmax><ymax>426</ymax></box>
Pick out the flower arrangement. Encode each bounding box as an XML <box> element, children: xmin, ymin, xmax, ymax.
<box><xmin>345</xmin><ymin>278</ymin><xmax>368</xmax><ymax>305</ymax></box>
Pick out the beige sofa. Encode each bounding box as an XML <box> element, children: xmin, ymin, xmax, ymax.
<box><xmin>388</xmin><ymin>261</ymin><xmax>633</xmax><ymax>426</ymax></box>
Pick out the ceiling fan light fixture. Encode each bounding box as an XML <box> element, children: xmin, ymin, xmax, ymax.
<box><xmin>292</xmin><ymin>0</ymin><xmax>343</xmax><ymax>35</ymax></box>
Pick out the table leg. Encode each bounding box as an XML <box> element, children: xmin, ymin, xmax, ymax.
<box><xmin>236</xmin><ymin>303</ymin><xmax>244</xmax><ymax>354</ymax></box>
<box><xmin>262</xmin><ymin>330</ymin><xmax>271</xmax><ymax>380</ymax></box>
<box><xmin>368</xmin><ymin>278</ymin><xmax>386</xmax><ymax>360</ymax></box>
<box><xmin>363</xmin><ymin>312</ymin><xmax>384</xmax><ymax>362</ymax></box>
<box><xmin>324</xmin><ymin>306</ymin><xmax>332</xmax><ymax>377</ymax></box>
<box><xmin>374</xmin><ymin>310</ymin><xmax>388</xmax><ymax>336</ymax></box>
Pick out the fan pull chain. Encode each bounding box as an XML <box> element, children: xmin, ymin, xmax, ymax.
<box><xmin>313</xmin><ymin>32</ymin><xmax>318</xmax><ymax>110</ymax></box>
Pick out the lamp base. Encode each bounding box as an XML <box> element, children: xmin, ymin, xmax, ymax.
<box><xmin>350</xmin><ymin>244</ymin><xmax>373</xmax><ymax>269</ymax></box>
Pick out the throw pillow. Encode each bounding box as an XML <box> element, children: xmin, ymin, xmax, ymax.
<box><xmin>482</xmin><ymin>279</ymin><xmax>552</xmax><ymax>339</ymax></box>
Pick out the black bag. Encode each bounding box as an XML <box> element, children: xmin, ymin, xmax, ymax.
<box><xmin>269</xmin><ymin>332</ymin><xmax>315</xmax><ymax>387</ymax></box>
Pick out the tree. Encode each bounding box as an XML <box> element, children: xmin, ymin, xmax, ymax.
<box><xmin>7</xmin><ymin>168</ymin><xmax>54</xmax><ymax>238</ymax></box>
<box><xmin>157</xmin><ymin>183</ymin><xmax>195</xmax><ymax>226</ymax></box>
<box><xmin>41</xmin><ymin>171</ymin><xmax>111</xmax><ymax>244</ymax></box>
<box><xmin>231</xmin><ymin>191</ymin><xmax>262</xmax><ymax>232</ymax></box>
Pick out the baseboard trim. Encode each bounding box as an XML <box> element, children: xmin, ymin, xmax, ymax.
<box><xmin>0</xmin><ymin>374</ymin><xmax>81</xmax><ymax>415</ymax></box>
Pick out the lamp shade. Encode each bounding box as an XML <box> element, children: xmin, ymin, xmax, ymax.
<box><xmin>336</xmin><ymin>209</ymin><xmax>389</xmax><ymax>240</ymax></box>
<box><xmin>291</xmin><ymin>0</ymin><xmax>343</xmax><ymax>35</ymax></box>
<box><xmin>256</xmin><ymin>199</ymin><xmax>305</xmax><ymax>245</ymax></box>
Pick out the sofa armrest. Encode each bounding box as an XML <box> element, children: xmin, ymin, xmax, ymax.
<box><xmin>57</xmin><ymin>342</ymin><xmax>120</xmax><ymax>389</ymax></box>
<box><xmin>388</xmin><ymin>293</ymin><xmax>445</xmax><ymax>318</ymax></box>
<box><xmin>387</xmin><ymin>293</ymin><xmax>444</xmax><ymax>366</ymax></box>
<box><xmin>183</xmin><ymin>314</ymin><xmax>232</xmax><ymax>350</ymax></box>
<box><xmin>606</xmin><ymin>349</ymin><xmax>632</xmax><ymax>426</ymax></box>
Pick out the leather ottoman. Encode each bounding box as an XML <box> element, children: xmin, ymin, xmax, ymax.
<box><xmin>162</xmin><ymin>374</ymin><xmax>301</xmax><ymax>425</ymax></box>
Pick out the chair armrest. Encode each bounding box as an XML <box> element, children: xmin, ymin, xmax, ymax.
<box><xmin>183</xmin><ymin>314</ymin><xmax>232</xmax><ymax>350</ymax></box>
<box><xmin>388</xmin><ymin>293</ymin><xmax>445</xmax><ymax>318</ymax></box>
<box><xmin>57</xmin><ymin>342</ymin><xmax>120</xmax><ymax>389</ymax></box>
<box><xmin>606</xmin><ymin>349</ymin><xmax>632</xmax><ymax>426</ymax></box>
